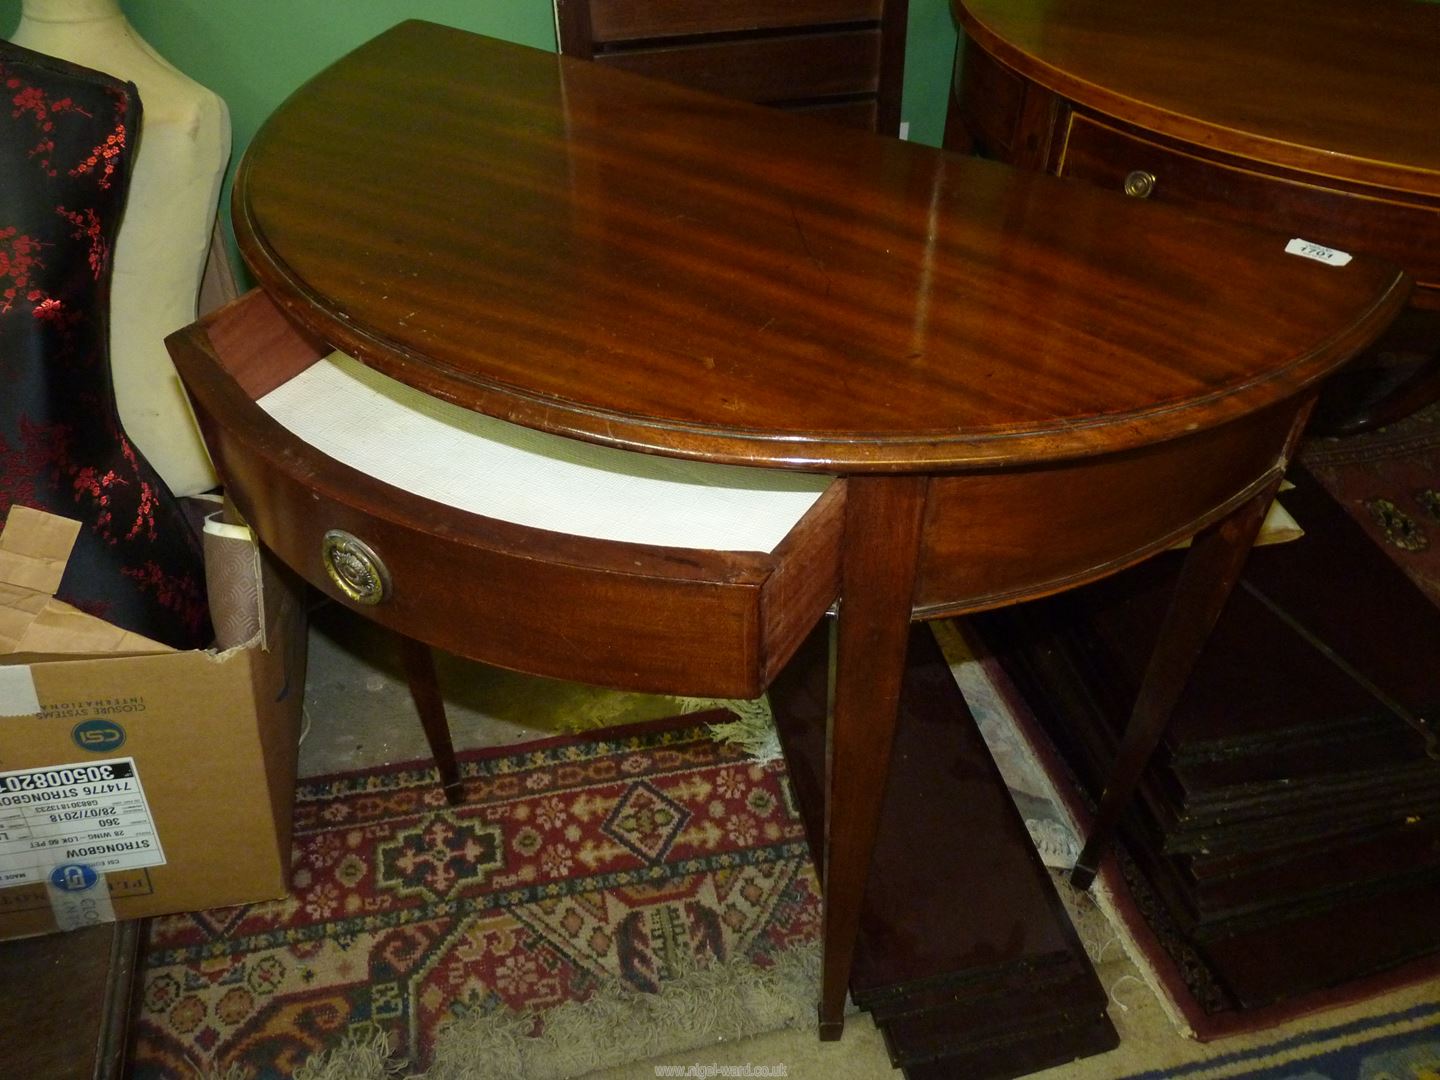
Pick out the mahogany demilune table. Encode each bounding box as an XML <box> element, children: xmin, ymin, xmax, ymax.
<box><xmin>167</xmin><ymin>21</ymin><xmax>1407</xmax><ymax>1060</ymax></box>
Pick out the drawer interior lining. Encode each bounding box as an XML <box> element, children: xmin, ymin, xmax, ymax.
<box><xmin>257</xmin><ymin>351</ymin><xmax>833</xmax><ymax>553</ymax></box>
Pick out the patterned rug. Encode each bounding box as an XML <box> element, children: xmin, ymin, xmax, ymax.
<box><xmin>130</xmin><ymin>628</ymin><xmax>1440</xmax><ymax>1079</ymax></box>
<box><xmin>1108</xmin><ymin>1000</ymin><xmax>1440</xmax><ymax>1079</ymax></box>
<box><xmin>130</xmin><ymin>713</ymin><xmax>820</xmax><ymax>1079</ymax></box>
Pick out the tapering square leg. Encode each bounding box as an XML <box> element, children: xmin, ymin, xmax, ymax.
<box><xmin>397</xmin><ymin>635</ymin><xmax>465</xmax><ymax>806</ymax></box>
<box><xmin>1071</xmin><ymin>481</ymin><xmax>1280</xmax><ymax>890</ymax></box>
<box><xmin>819</xmin><ymin>475</ymin><xmax>928</xmax><ymax>1037</ymax></box>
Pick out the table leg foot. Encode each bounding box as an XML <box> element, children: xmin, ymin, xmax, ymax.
<box><xmin>1069</xmin><ymin>856</ymin><xmax>1099</xmax><ymax>893</ymax></box>
<box><xmin>818</xmin><ymin>1010</ymin><xmax>845</xmax><ymax>1042</ymax></box>
<box><xmin>397</xmin><ymin>634</ymin><xmax>465</xmax><ymax>804</ymax></box>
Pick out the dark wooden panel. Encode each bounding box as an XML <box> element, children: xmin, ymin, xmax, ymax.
<box><xmin>913</xmin><ymin>404</ymin><xmax>1298</xmax><ymax>614</ymax></box>
<box><xmin>0</xmin><ymin>920</ymin><xmax>140</xmax><ymax>1079</ymax></box>
<box><xmin>904</xmin><ymin>1016</ymin><xmax>1119</xmax><ymax>1080</ymax></box>
<box><xmin>586</xmin><ymin>0</ymin><xmax>882</xmax><ymax>42</ymax></box>
<box><xmin>596</xmin><ymin>30</ymin><xmax>881</xmax><ymax>104</ymax></box>
<box><xmin>785</xmin><ymin>97</ymin><xmax>878</xmax><ymax>131</ymax></box>
<box><xmin>1059</xmin><ymin>111</ymin><xmax>1440</xmax><ymax>296</ymax></box>
<box><xmin>557</xmin><ymin>0</ymin><xmax>905</xmax><ymax>133</ymax></box>
<box><xmin>955</xmin><ymin>38</ymin><xmax>1025</xmax><ymax>158</ymax></box>
<box><xmin>769</xmin><ymin>624</ymin><xmax>1116</xmax><ymax>1072</ymax></box>
<box><xmin>1202</xmin><ymin>878</ymin><xmax>1440</xmax><ymax>1009</ymax></box>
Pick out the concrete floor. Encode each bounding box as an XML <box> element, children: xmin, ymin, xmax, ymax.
<box><xmin>297</xmin><ymin>601</ymin><xmax>695</xmax><ymax>777</ymax></box>
<box><xmin>296</xmin><ymin>600</ymin><xmax>1433</xmax><ymax>1080</ymax></box>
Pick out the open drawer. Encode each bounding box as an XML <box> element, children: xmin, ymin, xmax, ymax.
<box><xmin>167</xmin><ymin>289</ymin><xmax>844</xmax><ymax>699</ymax></box>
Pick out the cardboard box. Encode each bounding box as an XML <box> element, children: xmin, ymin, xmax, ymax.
<box><xmin>0</xmin><ymin>508</ymin><xmax>306</xmax><ymax>939</ymax></box>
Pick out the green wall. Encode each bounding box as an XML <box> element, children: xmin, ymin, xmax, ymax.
<box><xmin>1</xmin><ymin>1</ymin><xmax>958</xmax><ymax>242</ymax></box>
<box><xmin>902</xmin><ymin>0</ymin><xmax>958</xmax><ymax>145</ymax></box>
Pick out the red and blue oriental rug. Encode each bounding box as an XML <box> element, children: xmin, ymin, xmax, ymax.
<box><xmin>130</xmin><ymin>713</ymin><xmax>820</xmax><ymax>1078</ymax></box>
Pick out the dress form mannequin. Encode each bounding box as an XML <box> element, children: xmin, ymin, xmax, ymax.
<box><xmin>12</xmin><ymin>0</ymin><xmax>230</xmax><ymax>496</ymax></box>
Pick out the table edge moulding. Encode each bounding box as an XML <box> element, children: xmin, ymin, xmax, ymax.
<box><xmin>166</xmin><ymin>20</ymin><xmax>1408</xmax><ymax>1047</ymax></box>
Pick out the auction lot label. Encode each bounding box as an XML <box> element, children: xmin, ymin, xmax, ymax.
<box><xmin>0</xmin><ymin>758</ymin><xmax>165</xmax><ymax>887</ymax></box>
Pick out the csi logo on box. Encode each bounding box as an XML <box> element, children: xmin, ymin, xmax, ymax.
<box><xmin>72</xmin><ymin>719</ymin><xmax>126</xmax><ymax>752</ymax></box>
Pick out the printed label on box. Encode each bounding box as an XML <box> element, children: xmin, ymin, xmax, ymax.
<box><xmin>0</xmin><ymin>758</ymin><xmax>165</xmax><ymax>888</ymax></box>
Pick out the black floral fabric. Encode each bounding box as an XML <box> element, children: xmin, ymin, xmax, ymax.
<box><xmin>1</xmin><ymin>40</ymin><xmax>210</xmax><ymax>649</ymax></box>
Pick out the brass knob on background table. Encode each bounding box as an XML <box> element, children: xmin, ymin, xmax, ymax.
<box><xmin>322</xmin><ymin>530</ymin><xmax>390</xmax><ymax>605</ymax></box>
<box><xmin>1123</xmin><ymin>170</ymin><xmax>1157</xmax><ymax>198</ymax></box>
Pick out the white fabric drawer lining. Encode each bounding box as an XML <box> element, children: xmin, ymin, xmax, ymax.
<box><xmin>257</xmin><ymin>352</ymin><xmax>833</xmax><ymax>553</ymax></box>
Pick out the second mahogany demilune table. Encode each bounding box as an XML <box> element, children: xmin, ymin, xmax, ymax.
<box><xmin>946</xmin><ymin>0</ymin><xmax>1440</xmax><ymax>434</ymax></box>
<box><xmin>167</xmin><ymin>22</ymin><xmax>1406</xmax><ymax>1043</ymax></box>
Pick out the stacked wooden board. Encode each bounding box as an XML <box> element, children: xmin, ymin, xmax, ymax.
<box><xmin>974</xmin><ymin>467</ymin><xmax>1440</xmax><ymax>1013</ymax></box>
<box><xmin>770</xmin><ymin>625</ymin><xmax>1118</xmax><ymax>1077</ymax></box>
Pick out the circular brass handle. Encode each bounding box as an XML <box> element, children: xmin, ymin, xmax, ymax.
<box><xmin>1122</xmin><ymin>170</ymin><xmax>1157</xmax><ymax>199</ymax></box>
<box><xmin>321</xmin><ymin>530</ymin><xmax>390</xmax><ymax>605</ymax></box>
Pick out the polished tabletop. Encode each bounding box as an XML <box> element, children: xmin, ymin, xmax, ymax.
<box><xmin>236</xmin><ymin>20</ymin><xmax>1404</xmax><ymax>472</ymax></box>
<box><xmin>956</xmin><ymin>0</ymin><xmax>1440</xmax><ymax>197</ymax></box>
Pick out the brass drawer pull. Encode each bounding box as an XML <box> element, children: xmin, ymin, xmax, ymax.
<box><xmin>322</xmin><ymin>530</ymin><xmax>391</xmax><ymax>605</ymax></box>
<box><xmin>1123</xmin><ymin>169</ymin><xmax>1157</xmax><ymax>199</ymax></box>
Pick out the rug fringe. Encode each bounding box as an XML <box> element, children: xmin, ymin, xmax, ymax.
<box><xmin>294</xmin><ymin>1025</ymin><xmax>405</xmax><ymax>1080</ymax></box>
<box><xmin>194</xmin><ymin>1063</ymin><xmax>252</xmax><ymax>1080</ymax></box>
<box><xmin>678</xmin><ymin>695</ymin><xmax>784</xmax><ymax>763</ymax></box>
<box><xmin>272</xmin><ymin>945</ymin><xmax>828</xmax><ymax>1080</ymax></box>
<box><xmin>422</xmin><ymin>944</ymin><xmax>823</xmax><ymax>1079</ymax></box>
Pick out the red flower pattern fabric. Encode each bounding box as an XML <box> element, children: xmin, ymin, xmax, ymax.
<box><xmin>1</xmin><ymin>41</ymin><xmax>209</xmax><ymax>649</ymax></box>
